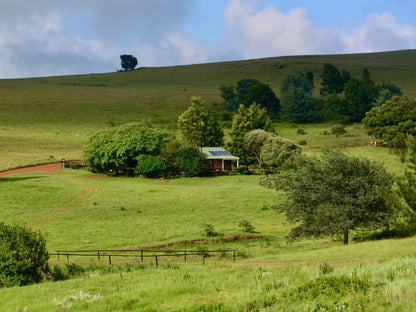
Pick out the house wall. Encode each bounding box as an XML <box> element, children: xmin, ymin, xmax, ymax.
<box><xmin>208</xmin><ymin>159</ymin><xmax>233</xmax><ymax>172</ymax></box>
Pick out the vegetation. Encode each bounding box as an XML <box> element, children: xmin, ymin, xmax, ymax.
<box><xmin>0</xmin><ymin>222</ymin><xmax>48</xmax><ymax>287</ymax></box>
<box><xmin>263</xmin><ymin>150</ymin><xmax>395</xmax><ymax>245</ymax></box>
<box><xmin>177</xmin><ymin>96</ymin><xmax>224</xmax><ymax>147</ymax></box>
<box><xmin>120</xmin><ymin>54</ymin><xmax>138</xmax><ymax>71</ymax></box>
<box><xmin>1</xmin><ymin>50</ymin><xmax>416</xmax><ymax>310</ymax></box>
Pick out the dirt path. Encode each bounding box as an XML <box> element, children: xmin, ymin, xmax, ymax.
<box><xmin>0</xmin><ymin>163</ymin><xmax>62</xmax><ymax>177</ymax></box>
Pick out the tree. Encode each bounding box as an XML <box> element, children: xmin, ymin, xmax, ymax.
<box><xmin>0</xmin><ymin>222</ymin><xmax>49</xmax><ymax>287</ymax></box>
<box><xmin>374</xmin><ymin>80</ymin><xmax>403</xmax><ymax>107</ymax></box>
<box><xmin>320</xmin><ymin>63</ymin><xmax>345</xmax><ymax>95</ymax></box>
<box><xmin>236</xmin><ymin>78</ymin><xmax>259</xmax><ymax>103</ymax></box>
<box><xmin>178</xmin><ymin>96</ymin><xmax>224</xmax><ymax>147</ymax></box>
<box><xmin>244</xmin><ymin>129</ymin><xmax>276</xmax><ymax>168</ymax></box>
<box><xmin>219</xmin><ymin>85</ymin><xmax>238</xmax><ymax>111</ymax></box>
<box><xmin>244</xmin><ymin>82</ymin><xmax>280</xmax><ymax>113</ymax></box>
<box><xmin>363</xmin><ymin>95</ymin><xmax>416</xmax><ymax>147</ymax></box>
<box><xmin>173</xmin><ymin>144</ymin><xmax>209</xmax><ymax>177</ymax></box>
<box><xmin>120</xmin><ymin>54</ymin><xmax>138</xmax><ymax>71</ymax></box>
<box><xmin>263</xmin><ymin>150</ymin><xmax>394</xmax><ymax>245</ymax></box>
<box><xmin>83</xmin><ymin>122</ymin><xmax>172</xmax><ymax>173</ymax></box>
<box><xmin>261</xmin><ymin>136</ymin><xmax>301</xmax><ymax>169</ymax></box>
<box><xmin>227</xmin><ymin>103</ymin><xmax>274</xmax><ymax>165</ymax></box>
<box><xmin>344</xmin><ymin>77</ymin><xmax>371</xmax><ymax>122</ymax></box>
<box><xmin>136</xmin><ymin>154</ymin><xmax>169</xmax><ymax>178</ymax></box>
<box><xmin>281</xmin><ymin>86</ymin><xmax>316</xmax><ymax>123</ymax></box>
<box><xmin>281</xmin><ymin>72</ymin><xmax>313</xmax><ymax>95</ymax></box>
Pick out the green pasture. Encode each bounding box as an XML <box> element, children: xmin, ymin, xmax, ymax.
<box><xmin>1</xmin><ymin>50</ymin><xmax>416</xmax><ymax>170</ymax></box>
<box><xmin>1</xmin><ymin>50</ymin><xmax>416</xmax><ymax>310</ymax></box>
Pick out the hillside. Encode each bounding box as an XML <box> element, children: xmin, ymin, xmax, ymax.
<box><xmin>0</xmin><ymin>49</ymin><xmax>415</xmax><ymax>170</ymax></box>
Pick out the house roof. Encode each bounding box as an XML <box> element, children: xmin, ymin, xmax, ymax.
<box><xmin>200</xmin><ymin>147</ymin><xmax>239</xmax><ymax>160</ymax></box>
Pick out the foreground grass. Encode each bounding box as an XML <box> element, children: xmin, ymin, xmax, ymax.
<box><xmin>1</xmin><ymin>244</ymin><xmax>416</xmax><ymax>311</ymax></box>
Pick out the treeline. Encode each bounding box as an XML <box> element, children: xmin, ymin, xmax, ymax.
<box><xmin>220</xmin><ymin>63</ymin><xmax>402</xmax><ymax>123</ymax></box>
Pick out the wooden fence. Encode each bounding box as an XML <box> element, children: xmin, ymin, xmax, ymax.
<box><xmin>50</xmin><ymin>249</ymin><xmax>236</xmax><ymax>266</ymax></box>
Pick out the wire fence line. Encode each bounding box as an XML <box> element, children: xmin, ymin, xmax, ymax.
<box><xmin>49</xmin><ymin>249</ymin><xmax>237</xmax><ymax>266</ymax></box>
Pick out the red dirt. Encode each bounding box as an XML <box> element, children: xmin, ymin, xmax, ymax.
<box><xmin>0</xmin><ymin>163</ymin><xmax>62</xmax><ymax>177</ymax></box>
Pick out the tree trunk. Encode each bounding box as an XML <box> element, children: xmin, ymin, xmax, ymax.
<box><xmin>343</xmin><ymin>228</ymin><xmax>349</xmax><ymax>245</ymax></box>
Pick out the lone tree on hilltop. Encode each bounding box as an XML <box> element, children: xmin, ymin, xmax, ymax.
<box><xmin>262</xmin><ymin>150</ymin><xmax>394</xmax><ymax>245</ymax></box>
<box><xmin>120</xmin><ymin>54</ymin><xmax>138</xmax><ymax>71</ymax></box>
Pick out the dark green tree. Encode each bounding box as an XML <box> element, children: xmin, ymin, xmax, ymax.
<box><xmin>219</xmin><ymin>85</ymin><xmax>238</xmax><ymax>111</ymax></box>
<box><xmin>173</xmin><ymin>144</ymin><xmax>209</xmax><ymax>177</ymax></box>
<box><xmin>363</xmin><ymin>95</ymin><xmax>416</xmax><ymax>147</ymax></box>
<box><xmin>281</xmin><ymin>86</ymin><xmax>316</xmax><ymax>123</ymax></box>
<box><xmin>244</xmin><ymin>82</ymin><xmax>280</xmax><ymax>113</ymax></box>
<box><xmin>320</xmin><ymin>63</ymin><xmax>345</xmax><ymax>95</ymax></box>
<box><xmin>236</xmin><ymin>78</ymin><xmax>259</xmax><ymax>103</ymax></box>
<box><xmin>178</xmin><ymin>96</ymin><xmax>224</xmax><ymax>147</ymax></box>
<box><xmin>227</xmin><ymin>103</ymin><xmax>274</xmax><ymax>165</ymax></box>
<box><xmin>262</xmin><ymin>150</ymin><xmax>394</xmax><ymax>245</ymax></box>
<box><xmin>344</xmin><ymin>77</ymin><xmax>371</xmax><ymax>122</ymax></box>
<box><xmin>281</xmin><ymin>72</ymin><xmax>313</xmax><ymax>95</ymax></box>
<box><xmin>0</xmin><ymin>223</ymin><xmax>49</xmax><ymax>287</ymax></box>
<box><xmin>120</xmin><ymin>54</ymin><xmax>138</xmax><ymax>71</ymax></box>
<box><xmin>136</xmin><ymin>154</ymin><xmax>169</xmax><ymax>178</ymax></box>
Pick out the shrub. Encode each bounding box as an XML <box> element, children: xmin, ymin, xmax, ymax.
<box><xmin>297</xmin><ymin>128</ymin><xmax>306</xmax><ymax>135</ymax></box>
<box><xmin>235</xmin><ymin>165</ymin><xmax>249</xmax><ymax>175</ymax></box>
<box><xmin>136</xmin><ymin>154</ymin><xmax>169</xmax><ymax>178</ymax></box>
<box><xmin>298</xmin><ymin>140</ymin><xmax>307</xmax><ymax>145</ymax></box>
<box><xmin>330</xmin><ymin>124</ymin><xmax>347</xmax><ymax>137</ymax></box>
<box><xmin>0</xmin><ymin>222</ymin><xmax>49</xmax><ymax>287</ymax></box>
<box><xmin>201</xmin><ymin>223</ymin><xmax>218</xmax><ymax>237</ymax></box>
<box><xmin>238</xmin><ymin>219</ymin><xmax>255</xmax><ymax>233</ymax></box>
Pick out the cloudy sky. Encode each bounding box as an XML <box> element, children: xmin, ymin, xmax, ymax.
<box><xmin>1</xmin><ymin>0</ymin><xmax>415</xmax><ymax>78</ymax></box>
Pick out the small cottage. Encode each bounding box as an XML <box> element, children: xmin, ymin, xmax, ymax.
<box><xmin>201</xmin><ymin>147</ymin><xmax>239</xmax><ymax>172</ymax></box>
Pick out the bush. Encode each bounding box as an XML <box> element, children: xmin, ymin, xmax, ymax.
<box><xmin>297</xmin><ymin>128</ymin><xmax>306</xmax><ymax>135</ymax></box>
<box><xmin>238</xmin><ymin>219</ymin><xmax>255</xmax><ymax>233</ymax></box>
<box><xmin>298</xmin><ymin>140</ymin><xmax>307</xmax><ymax>146</ymax></box>
<box><xmin>201</xmin><ymin>223</ymin><xmax>218</xmax><ymax>237</ymax></box>
<box><xmin>330</xmin><ymin>124</ymin><xmax>347</xmax><ymax>137</ymax></box>
<box><xmin>136</xmin><ymin>154</ymin><xmax>169</xmax><ymax>178</ymax></box>
<box><xmin>235</xmin><ymin>165</ymin><xmax>249</xmax><ymax>175</ymax></box>
<box><xmin>0</xmin><ymin>222</ymin><xmax>49</xmax><ymax>287</ymax></box>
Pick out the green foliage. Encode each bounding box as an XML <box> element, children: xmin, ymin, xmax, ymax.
<box><xmin>244</xmin><ymin>82</ymin><xmax>280</xmax><ymax>113</ymax></box>
<box><xmin>178</xmin><ymin>96</ymin><xmax>224</xmax><ymax>147</ymax></box>
<box><xmin>0</xmin><ymin>222</ymin><xmax>49</xmax><ymax>287</ymax></box>
<box><xmin>244</xmin><ymin>129</ymin><xmax>276</xmax><ymax>168</ymax></box>
<box><xmin>297</xmin><ymin>140</ymin><xmax>307</xmax><ymax>146</ymax></box>
<box><xmin>83</xmin><ymin>122</ymin><xmax>172</xmax><ymax>173</ymax></box>
<box><xmin>323</xmin><ymin>93</ymin><xmax>347</xmax><ymax>118</ymax></box>
<box><xmin>238</xmin><ymin>219</ymin><xmax>255</xmax><ymax>233</ymax></box>
<box><xmin>136</xmin><ymin>154</ymin><xmax>169</xmax><ymax>178</ymax></box>
<box><xmin>344</xmin><ymin>77</ymin><xmax>371</xmax><ymax>121</ymax></box>
<box><xmin>227</xmin><ymin>103</ymin><xmax>274</xmax><ymax>165</ymax></box>
<box><xmin>120</xmin><ymin>54</ymin><xmax>138</xmax><ymax>71</ymax></box>
<box><xmin>236</xmin><ymin>78</ymin><xmax>259</xmax><ymax>103</ymax></box>
<box><xmin>201</xmin><ymin>223</ymin><xmax>218</xmax><ymax>237</ymax></box>
<box><xmin>330</xmin><ymin>124</ymin><xmax>347</xmax><ymax>136</ymax></box>
<box><xmin>281</xmin><ymin>73</ymin><xmax>316</xmax><ymax>122</ymax></box>
<box><xmin>261</xmin><ymin>136</ymin><xmax>302</xmax><ymax>168</ymax></box>
<box><xmin>363</xmin><ymin>96</ymin><xmax>416</xmax><ymax>147</ymax></box>
<box><xmin>319</xmin><ymin>262</ymin><xmax>334</xmax><ymax>275</ymax></box>
<box><xmin>264</xmin><ymin>150</ymin><xmax>395</xmax><ymax>245</ymax></box>
<box><xmin>297</xmin><ymin>128</ymin><xmax>306</xmax><ymax>135</ymax></box>
<box><xmin>219</xmin><ymin>85</ymin><xmax>238</xmax><ymax>111</ymax></box>
<box><xmin>288</xmin><ymin>274</ymin><xmax>371</xmax><ymax>300</ymax></box>
<box><xmin>320</xmin><ymin>63</ymin><xmax>346</xmax><ymax>95</ymax></box>
<box><xmin>173</xmin><ymin>144</ymin><xmax>209</xmax><ymax>177</ymax></box>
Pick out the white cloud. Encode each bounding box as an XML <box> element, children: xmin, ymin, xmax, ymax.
<box><xmin>222</xmin><ymin>0</ymin><xmax>416</xmax><ymax>58</ymax></box>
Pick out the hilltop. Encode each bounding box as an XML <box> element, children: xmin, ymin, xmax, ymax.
<box><xmin>0</xmin><ymin>49</ymin><xmax>415</xmax><ymax>170</ymax></box>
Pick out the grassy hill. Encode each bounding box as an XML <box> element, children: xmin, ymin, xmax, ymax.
<box><xmin>1</xmin><ymin>50</ymin><xmax>416</xmax><ymax>311</ymax></box>
<box><xmin>1</xmin><ymin>49</ymin><xmax>416</xmax><ymax>170</ymax></box>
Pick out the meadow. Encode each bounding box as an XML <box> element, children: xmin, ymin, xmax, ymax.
<box><xmin>1</xmin><ymin>50</ymin><xmax>416</xmax><ymax>311</ymax></box>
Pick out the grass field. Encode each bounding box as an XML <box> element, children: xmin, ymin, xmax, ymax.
<box><xmin>1</xmin><ymin>50</ymin><xmax>416</xmax><ymax>311</ymax></box>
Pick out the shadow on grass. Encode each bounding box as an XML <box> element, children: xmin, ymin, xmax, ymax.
<box><xmin>0</xmin><ymin>176</ymin><xmax>45</xmax><ymax>182</ymax></box>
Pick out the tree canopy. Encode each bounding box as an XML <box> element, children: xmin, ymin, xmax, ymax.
<box><xmin>244</xmin><ymin>129</ymin><xmax>276</xmax><ymax>168</ymax></box>
<box><xmin>363</xmin><ymin>95</ymin><xmax>416</xmax><ymax>147</ymax></box>
<box><xmin>120</xmin><ymin>54</ymin><xmax>138</xmax><ymax>71</ymax></box>
<box><xmin>320</xmin><ymin>63</ymin><xmax>346</xmax><ymax>95</ymax></box>
<box><xmin>261</xmin><ymin>136</ymin><xmax>301</xmax><ymax>169</ymax></box>
<box><xmin>83</xmin><ymin>122</ymin><xmax>172</xmax><ymax>173</ymax></box>
<box><xmin>177</xmin><ymin>96</ymin><xmax>224</xmax><ymax>147</ymax></box>
<box><xmin>263</xmin><ymin>150</ymin><xmax>394</xmax><ymax>245</ymax></box>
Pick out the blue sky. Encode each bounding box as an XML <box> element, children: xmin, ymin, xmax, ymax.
<box><xmin>0</xmin><ymin>0</ymin><xmax>415</xmax><ymax>78</ymax></box>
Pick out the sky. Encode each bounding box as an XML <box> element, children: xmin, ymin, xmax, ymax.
<box><xmin>1</xmin><ymin>0</ymin><xmax>416</xmax><ymax>78</ymax></box>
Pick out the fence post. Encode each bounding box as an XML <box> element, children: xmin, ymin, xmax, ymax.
<box><xmin>155</xmin><ymin>255</ymin><xmax>158</xmax><ymax>267</ymax></box>
<box><xmin>184</xmin><ymin>251</ymin><xmax>187</xmax><ymax>263</ymax></box>
<box><xmin>98</xmin><ymin>250</ymin><xmax>100</xmax><ymax>261</ymax></box>
<box><xmin>57</xmin><ymin>251</ymin><xmax>60</xmax><ymax>260</ymax></box>
<box><xmin>109</xmin><ymin>255</ymin><xmax>112</xmax><ymax>265</ymax></box>
<box><xmin>233</xmin><ymin>250</ymin><xmax>236</xmax><ymax>262</ymax></box>
<box><xmin>141</xmin><ymin>250</ymin><xmax>144</xmax><ymax>262</ymax></box>
<box><xmin>67</xmin><ymin>253</ymin><xmax>69</xmax><ymax>262</ymax></box>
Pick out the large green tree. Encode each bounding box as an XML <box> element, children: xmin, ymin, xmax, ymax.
<box><xmin>363</xmin><ymin>95</ymin><xmax>416</xmax><ymax>148</ymax></box>
<box><xmin>263</xmin><ymin>150</ymin><xmax>394</xmax><ymax>245</ymax></box>
<box><xmin>261</xmin><ymin>136</ymin><xmax>301</xmax><ymax>169</ymax></box>
<box><xmin>83</xmin><ymin>122</ymin><xmax>172</xmax><ymax>173</ymax></box>
<box><xmin>178</xmin><ymin>96</ymin><xmax>224</xmax><ymax>147</ymax></box>
<box><xmin>320</xmin><ymin>63</ymin><xmax>345</xmax><ymax>95</ymax></box>
<box><xmin>227</xmin><ymin>103</ymin><xmax>274</xmax><ymax>165</ymax></box>
<box><xmin>344</xmin><ymin>77</ymin><xmax>371</xmax><ymax>122</ymax></box>
<box><xmin>244</xmin><ymin>129</ymin><xmax>276</xmax><ymax>168</ymax></box>
<box><xmin>243</xmin><ymin>82</ymin><xmax>280</xmax><ymax>113</ymax></box>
